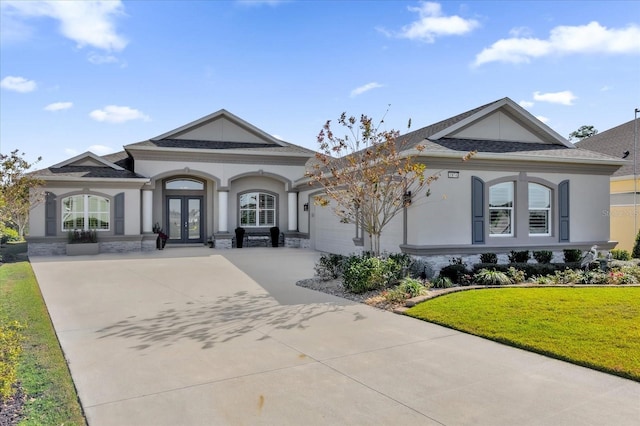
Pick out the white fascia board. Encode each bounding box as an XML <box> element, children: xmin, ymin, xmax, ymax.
<box><xmin>41</xmin><ymin>176</ymin><xmax>150</xmax><ymax>184</ymax></box>
<box><xmin>125</xmin><ymin>145</ymin><xmax>314</xmax><ymax>158</ymax></box>
<box><xmin>52</xmin><ymin>151</ymin><xmax>125</xmax><ymax>170</ymax></box>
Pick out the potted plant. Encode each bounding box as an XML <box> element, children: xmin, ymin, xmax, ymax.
<box><xmin>152</xmin><ymin>222</ymin><xmax>169</xmax><ymax>249</ymax></box>
<box><xmin>270</xmin><ymin>226</ymin><xmax>280</xmax><ymax>247</ymax></box>
<box><xmin>235</xmin><ymin>227</ymin><xmax>245</xmax><ymax>248</ymax></box>
<box><xmin>66</xmin><ymin>229</ymin><xmax>99</xmax><ymax>255</ymax></box>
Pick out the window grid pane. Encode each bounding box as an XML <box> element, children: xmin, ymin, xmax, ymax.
<box><xmin>529</xmin><ymin>183</ymin><xmax>551</xmax><ymax>236</ymax></box>
<box><xmin>489</xmin><ymin>182</ymin><xmax>514</xmax><ymax>236</ymax></box>
<box><xmin>62</xmin><ymin>195</ymin><xmax>110</xmax><ymax>231</ymax></box>
<box><xmin>240</xmin><ymin>192</ymin><xmax>275</xmax><ymax>227</ymax></box>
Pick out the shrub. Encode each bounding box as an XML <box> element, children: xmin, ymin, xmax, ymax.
<box><xmin>563</xmin><ymin>249</ymin><xmax>583</xmax><ymax>263</ymax></box>
<box><xmin>67</xmin><ymin>229</ymin><xmax>97</xmax><ymax>244</ymax></box>
<box><xmin>479</xmin><ymin>253</ymin><xmax>497</xmax><ymax>264</ymax></box>
<box><xmin>314</xmin><ymin>253</ymin><xmax>346</xmax><ymax>280</ymax></box>
<box><xmin>384</xmin><ymin>277</ymin><xmax>429</xmax><ymax>303</ymax></box>
<box><xmin>439</xmin><ymin>264</ymin><xmax>469</xmax><ymax>284</ymax></box>
<box><xmin>0</xmin><ymin>227</ymin><xmax>20</xmax><ymax>244</ymax></box>
<box><xmin>508</xmin><ymin>250</ymin><xmax>530</xmax><ymax>263</ymax></box>
<box><xmin>633</xmin><ymin>229</ymin><xmax>640</xmax><ymax>259</ymax></box>
<box><xmin>506</xmin><ymin>266</ymin><xmax>526</xmax><ymax>283</ymax></box>
<box><xmin>610</xmin><ymin>249</ymin><xmax>631</xmax><ymax>261</ymax></box>
<box><xmin>408</xmin><ymin>258</ymin><xmax>435</xmax><ymax>280</ymax></box>
<box><xmin>342</xmin><ymin>256</ymin><xmax>400</xmax><ymax>294</ymax></box>
<box><xmin>533</xmin><ymin>250</ymin><xmax>553</xmax><ymax>264</ymax></box>
<box><xmin>431</xmin><ymin>276</ymin><xmax>453</xmax><ymax>289</ymax></box>
<box><xmin>0</xmin><ymin>321</ymin><xmax>24</xmax><ymax>400</ymax></box>
<box><xmin>472</xmin><ymin>262</ymin><xmax>581</xmax><ymax>279</ymax></box>
<box><xmin>474</xmin><ymin>269</ymin><xmax>512</xmax><ymax>286</ymax></box>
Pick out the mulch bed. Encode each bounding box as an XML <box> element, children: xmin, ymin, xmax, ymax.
<box><xmin>0</xmin><ymin>383</ymin><xmax>25</xmax><ymax>426</ymax></box>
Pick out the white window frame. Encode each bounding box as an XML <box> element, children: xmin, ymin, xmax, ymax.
<box><xmin>489</xmin><ymin>182</ymin><xmax>514</xmax><ymax>237</ymax></box>
<box><xmin>239</xmin><ymin>192</ymin><xmax>276</xmax><ymax>227</ymax></box>
<box><xmin>528</xmin><ymin>183</ymin><xmax>551</xmax><ymax>236</ymax></box>
<box><xmin>62</xmin><ymin>194</ymin><xmax>110</xmax><ymax>231</ymax></box>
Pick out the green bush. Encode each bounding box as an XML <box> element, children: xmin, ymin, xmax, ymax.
<box><xmin>0</xmin><ymin>321</ymin><xmax>24</xmax><ymax>400</ymax></box>
<box><xmin>506</xmin><ymin>266</ymin><xmax>526</xmax><ymax>283</ymax></box>
<box><xmin>633</xmin><ymin>229</ymin><xmax>640</xmax><ymax>259</ymax></box>
<box><xmin>473</xmin><ymin>262</ymin><xmax>582</xmax><ymax>279</ymax></box>
<box><xmin>439</xmin><ymin>264</ymin><xmax>469</xmax><ymax>284</ymax></box>
<box><xmin>479</xmin><ymin>253</ymin><xmax>497</xmax><ymax>264</ymax></box>
<box><xmin>508</xmin><ymin>250</ymin><xmax>530</xmax><ymax>263</ymax></box>
<box><xmin>431</xmin><ymin>276</ymin><xmax>453</xmax><ymax>289</ymax></box>
<box><xmin>314</xmin><ymin>253</ymin><xmax>346</xmax><ymax>280</ymax></box>
<box><xmin>474</xmin><ymin>269</ymin><xmax>512</xmax><ymax>286</ymax></box>
<box><xmin>610</xmin><ymin>249</ymin><xmax>631</xmax><ymax>261</ymax></box>
<box><xmin>384</xmin><ymin>277</ymin><xmax>429</xmax><ymax>302</ymax></box>
<box><xmin>408</xmin><ymin>258</ymin><xmax>435</xmax><ymax>280</ymax></box>
<box><xmin>0</xmin><ymin>227</ymin><xmax>21</xmax><ymax>244</ymax></box>
<box><xmin>563</xmin><ymin>249</ymin><xmax>583</xmax><ymax>263</ymax></box>
<box><xmin>342</xmin><ymin>255</ymin><xmax>401</xmax><ymax>294</ymax></box>
<box><xmin>533</xmin><ymin>250</ymin><xmax>553</xmax><ymax>264</ymax></box>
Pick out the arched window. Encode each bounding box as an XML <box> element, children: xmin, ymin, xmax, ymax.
<box><xmin>239</xmin><ymin>192</ymin><xmax>276</xmax><ymax>227</ymax></box>
<box><xmin>489</xmin><ymin>182</ymin><xmax>514</xmax><ymax>236</ymax></box>
<box><xmin>165</xmin><ymin>178</ymin><xmax>204</xmax><ymax>190</ymax></box>
<box><xmin>62</xmin><ymin>194</ymin><xmax>110</xmax><ymax>231</ymax></box>
<box><xmin>529</xmin><ymin>183</ymin><xmax>551</xmax><ymax>236</ymax></box>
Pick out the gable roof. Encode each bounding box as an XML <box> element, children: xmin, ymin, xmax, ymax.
<box><xmin>396</xmin><ymin>97</ymin><xmax>623</xmax><ymax>168</ymax></box>
<box><xmin>574</xmin><ymin>119</ymin><xmax>638</xmax><ymax>177</ymax></box>
<box><xmin>34</xmin><ymin>151</ymin><xmax>147</xmax><ymax>181</ymax></box>
<box><xmin>401</xmin><ymin>97</ymin><xmax>572</xmax><ymax>149</ymax></box>
<box><xmin>126</xmin><ymin>109</ymin><xmax>315</xmax><ymax>157</ymax></box>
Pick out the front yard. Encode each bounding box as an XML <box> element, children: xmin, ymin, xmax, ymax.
<box><xmin>405</xmin><ymin>287</ymin><xmax>640</xmax><ymax>381</ymax></box>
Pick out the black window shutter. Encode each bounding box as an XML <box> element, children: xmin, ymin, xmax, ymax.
<box><xmin>45</xmin><ymin>192</ymin><xmax>57</xmax><ymax>236</ymax></box>
<box><xmin>471</xmin><ymin>176</ymin><xmax>485</xmax><ymax>244</ymax></box>
<box><xmin>114</xmin><ymin>193</ymin><xmax>125</xmax><ymax>235</ymax></box>
<box><xmin>558</xmin><ymin>180</ymin><xmax>570</xmax><ymax>242</ymax></box>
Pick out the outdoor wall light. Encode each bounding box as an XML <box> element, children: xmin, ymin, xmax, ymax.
<box><xmin>303</xmin><ymin>203</ymin><xmax>309</xmax><ymax>211</ymax></box>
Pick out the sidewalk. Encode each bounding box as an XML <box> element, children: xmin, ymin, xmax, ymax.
<box><xmin>31</xmin><ymin>247</ymin><xmax>640</xmax><ymax>425</ymax></box>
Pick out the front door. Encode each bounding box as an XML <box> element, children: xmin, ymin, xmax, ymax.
<box><xmin>167</xmin><ymin>196</ymin><xmax>203</xmax><ymax>243</ymax></box>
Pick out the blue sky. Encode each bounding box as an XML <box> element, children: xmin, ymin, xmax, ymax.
<box><xmin>1</xmin><ymin>0</ymin><xmax>639</xmax><ymax>167</ymax></box>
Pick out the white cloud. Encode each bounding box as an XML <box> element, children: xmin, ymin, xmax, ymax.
<box><xmin>64</xmin><ymin>148</ymin><xmax>78</xmax><ymax>156</ymax></box>
<box><xmin>1</xmin><ymin>0</ymin><xmax>128</xmax><ymax>51</ymax></box>
<box><xmin>350</xmin><ymin>82</ymin><xmax>383</xmax><ymax>98</ymax></box>
<box><xmin>474</xmin><ymin>21</ymin><xmax>640</xmax><ymax>66</ymax></box>
<box><xmin>519</xmin><ymin>100</ymin><xmax>534</xmax><ymax>108</ymax></box>
<box><xmin>533</xmin><ymin>91</ymin><xmax>577</xmax><ymax>106</ymax></box>
<box><xmin>90</xmin><ymin>105</ymin><xmax>150</xmax><ymax>123</ymax></box>
<box><xmin>0</xmin><ymin>75</ymin><xmax>36</xmax><ymax>92</ymax></box>
<box><xmin>535</xmin><ymin>115</ymin><xmax>550</xmax><ymax>124</ymax></box>
<box><xmin>87</xmin><ymin>144</ymin><xmax>115</xmax><ymax>155</ymax></box>
<box><xmin>388</xmin><ymin>1</ymin><xmax>479</xmax><ymax>43</ymax></box>
<box><xmin>88</xmin><ymin>52</ymin><xmax>119</xmax><ymax>64</ymax></box>
<box><xmin>44</xmin><ymin>101</ymin><xmax>73</xmax><ymax>111</ymax></box>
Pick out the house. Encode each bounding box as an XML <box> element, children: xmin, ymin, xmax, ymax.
<box><xmin>28</xmin><ymin>98</ymin><xmax>624</xmax><ymax>266</ymax></box>
<box><xmin>575</xmin><ymin>119</ymin><xmax>639</xmax><ymax>252</ymax></box>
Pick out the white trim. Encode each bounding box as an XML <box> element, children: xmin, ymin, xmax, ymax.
<box><xmin>52</xmin><ymin>151</ymin><xmax>125</xmax><ymax>170</ymax></box>
<box><xmin>428</xmin><ymin>98</ymin><xmax>574</xmax><ymax>148</ymax></box>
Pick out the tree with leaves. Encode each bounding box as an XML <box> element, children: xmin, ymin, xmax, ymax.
<box><xmin>0</xmin><ymin>150</ymin><xmax>44</xmax><ymax>239</ymax></box>
<box><xmin>633</xmin><ymin>228</ymin><xmax>640</xmax><ymax>259</ymax></box>
<box><xmin>569</xmin><ymin>125</ymin><xmax>598</xmax><ymax>142</ymax></box>
<box><xmin>305</xmin><ymin>112</ymin><xmax>472</xmax><ymax>255</ymax></box>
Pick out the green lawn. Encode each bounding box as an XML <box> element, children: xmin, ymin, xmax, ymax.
<box><xmin>406</xmin><ymin>287</ymin><xmax>640</xmax><ymax>381</ymax></box>
<box><xmin>0</xmin><ymin>259</ymin><xmax>86</xmax><ymax>425</ymax></box>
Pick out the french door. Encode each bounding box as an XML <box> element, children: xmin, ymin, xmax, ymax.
<box><xmin>166</xmin><ymin>196</ymin><xmax>203</xmax><ymax>243</ymax></box>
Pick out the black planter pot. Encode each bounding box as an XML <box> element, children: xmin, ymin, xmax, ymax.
<box><xmin>270</xmin><ymin>226</ymin><xmax>279</xmax><ymax>247</ymax></box>
<box><xmin>235</xmin><ymin>227</ymin><xmax>245</xmax><ymax>248</ymax></box>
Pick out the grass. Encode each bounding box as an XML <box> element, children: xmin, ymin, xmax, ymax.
<box><xmin>405</xmin><ymin>287</ymin><xmax>640</xmax><ymax>381</ymax></box>
<box><xmin>0</xmin><ymin>255</ymin><xmax>86</xmax><ymax>425</ymax></box>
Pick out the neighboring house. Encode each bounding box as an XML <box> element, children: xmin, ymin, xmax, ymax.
<box><xmin>575</xmin><ymin>119</ymin><xmax>639</xmax><ymax>252</ymax></box>
<box><xmin>28</xmin><ymin>98</ymin><xmax>624</xmax><ymax>267</ymax></box>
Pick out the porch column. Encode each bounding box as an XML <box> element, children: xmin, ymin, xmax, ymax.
<box><xmin>288</xmin><ymin>192</ymin><xmax>298</xmax><ymax>231</ymax></box>
<box><xmin>142</xmin><ymin>189</ymin><xmax>153</xmax><ymax>233</ymax></box>
<box><xmin>218</xmin><ymin>190</ymin><xmax>228</xmax><ymax>232</ymax></box>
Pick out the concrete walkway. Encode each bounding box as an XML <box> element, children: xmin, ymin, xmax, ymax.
<box><xmin>31</xmin><ymin>248</ymin><xmax>639</xmax><ymax>426</ymax></box>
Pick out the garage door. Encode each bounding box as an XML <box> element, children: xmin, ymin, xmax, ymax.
<box><xmin>311</xmin><ymin>196</ymin><xmax>359</xmax><ymax>255</ymax></box>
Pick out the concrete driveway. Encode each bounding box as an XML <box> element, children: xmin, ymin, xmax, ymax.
<box><xmin>31</xmin><ymin>248</ymin><xmax>639</xmax><ymax>426</ymax></box>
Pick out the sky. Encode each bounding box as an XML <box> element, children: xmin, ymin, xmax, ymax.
<box><xmin>1</xmin><ymin>0</ymin><xmax>639</xmax><ymax>168</ymax></box>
